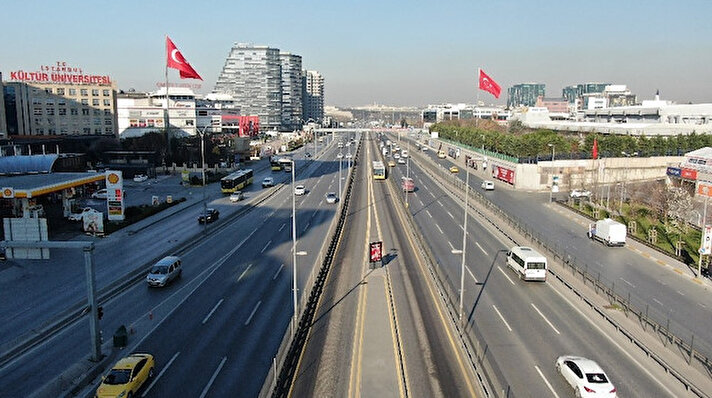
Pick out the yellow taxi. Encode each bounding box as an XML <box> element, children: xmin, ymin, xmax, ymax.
<box><xmin>449</xmin><ymin>166</ymin><xmax>459</xmax><ymax>173</ymax></box>
<box><xmin>96</xmin><ymin>353</ymin><xmax>155</xmax><ymax>398</ymax></box>
<box><xmin>388</xmin><ymin>160</ymin><xmax>396</xmax><ymax>167</ymax></box>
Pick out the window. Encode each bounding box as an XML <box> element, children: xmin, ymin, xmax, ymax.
<box><xmin>69</xmin><ymin>88</ymin><xmax>77</xmax><ymax>96</ymax></box>
<box><xmin>103</xmin><ymin>89</ymin><xmax>110</xmax><ymax>96</ymax></box>
<box><xmin>103</xmin><ymin>99</ymin><xmax>111</xmax><ymax>106</ymax></box>
<box><xmin>71</xmin><ymin>108</ymin><xmax>78</xmax><ymax>116</ymax></box>
<box><xmin>104</xmin><ymin>109</ymin><xmax>112</xmax><ymax>115</ymax></box>
<box><xmin>104</xmin><ymin>118</ymin><xmax>112</xmax><ymax>125</ymax></box>
<box><xmin>33</xmin><ymin>108</ymin><xmax>43</xmax><ymax>115</ymax></box>
<box><xmin>94</xmin><ymin>118</ymin><xmax>102</xmax><ymax>125</ymax></box>
<box><xmin>45</xmin><ymin>88</ymin><xmax>53</xmax><ymax>94</ymax></box>
<box><xmin>94</xmin><ymin>128</ymin><xmax>101</xmax><ymax>134</ymax></box>
<box><xmin>93</xmin><ymin>109</ymin><xmax>101</xmax><ymax>115</ymax></box>
<box><xmin>105</xmin><ymin>127</ymin><xmax>113</xmax><ymax>134</ymax></box>
<box><xmin>58</xmin><ymin>108</ymin><xmax>67</xmax><ymax>116</ymax></box>
<box><xmin>56</xmin><ymin>88</ymin><xmax>65</xmax><ymax>95</ymax></box>
<box><xmin>58</xmin><ymin>99</ymin><xmax>66</xmax><ymax>106</ymax></box>
<box><xmin>82</xmin><ymin>109</ymin><xmax>90</xmax><ymax>116</ymax></box>
<box><xmin>46</xmin><ymin>108</ymin><xmax>55</xmax><ymax>115</ymax></box>
<box><xmin>80</xmin><ymin>89</ymin><xmax>88</xmax><ymax>96</ymax></box>
<box><xmin>32</xmin><ymin>98</ymin><xmax>42</xmax><ymax>105</ymax></box>
<box><xmin>37</xmin><ymin>128</ymin><xmax>45</xmax><ymax>135</ymax></box>
<box><xmin>565</xmin><ymin>361</ymin><xmax>583</xmax><ymax>379</ymax></box>
<box><xmin>92</xmin><ymin>99</ymin><xmax>99</xmax><ymax>106</ymax></box>
<box><xmin>46</xmin><ymin>99</ymin><xmax>54</xmax><ymax>105</ymax></box>
<box><xmin>81</xmin><ymin>99</ymin><xmax>88</xmax><ymax>105</ymax></box>
<box><xmin>83</xmin><ymin>127</ymin><xmax>91</xmax><ymax>134</ymax></box>
<box><xmin>60</xmin><ymin>127</ymin><xmax>68</xmax><ymax>134</ymax></box>
<box><xmin>92</xmin><ymin>89</ymin><xmax>99</xmax><ymax>96</ymax></box>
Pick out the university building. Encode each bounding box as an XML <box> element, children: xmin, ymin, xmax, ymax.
<box><xmin>2</xmin><ymin>62</ymin><xmax>117</xmax><ymax>136</ymax></box>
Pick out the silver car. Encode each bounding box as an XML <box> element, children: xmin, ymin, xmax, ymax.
<box><xmin>146</xmin><ymin>256</ymin><xmax>182</xmax><ymax>287</ymax></box>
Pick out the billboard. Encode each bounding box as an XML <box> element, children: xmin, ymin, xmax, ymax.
<box><xmin>105</xmin><ymin>170</ymin><xmax>125</xmax><ymax>221</ymax></box>
<box><xmin>370</xmin><ymin>241</ymin><xmax>383</xmax><ymax>262</ymax></box>
<box><xmin>493</xmin><ymin>165</ymin><xmax>515</xmax><ymax>184</ymax></box>
<box><xmin>9</xmin><ymin>61</ymin><xmax>112</xmax><ymax>85</ymax></box>
<box><xmin>697</xmin><ymin>182</ymin><xmax>712</xmax><ymax>198</ymax></box>
<box><xmin>221</xmin><ymin>115</ymin><xmax>260</xmax><ymax>137</ymax></box>
<box><xmin>702</xmin><ymin>225</ymin><xmax>712</xmax><ymax>255</ymax></box>
<box><xmin>681</xmin><ymin>168</ymin><xmax>698</xmax><ymax>180</ymax></box>
<box><xmin>666</xmin><ymin>167</ymin><xmax>681</xmax><ymax>177</ymax></box>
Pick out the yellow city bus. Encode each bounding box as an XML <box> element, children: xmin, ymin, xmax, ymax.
<box><xmin>373</xmin><ymin>161</ymin><xmax>386</xmax><ymax>180</ymax></box>
<box><xmin>220</xmin><ymin>169</ymin><xmax>254</xmax><ymax>193</ymax></box>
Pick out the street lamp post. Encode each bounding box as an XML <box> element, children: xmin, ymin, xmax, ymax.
<box><xmin>198</xmin><ymin>126</ymin><xmax>210</xmax><ymax>234</ymax></box>
<box><xmin>338</xmin><ymin>151</ymin><xmax>343</xmax><ymax>197</ymax></box>
<box><xmin>548</xmin><ymin>144</ymin><xmax>556</xmax><ymax>202</ymax></box>
<box><xmin>459</xmin><ymin>169</ymin><xmax>469</xmax><ymax>323</ymax></box>
<box><xmin>289</xmin><ymin>160</ymin><xmax>308</xmax><ymax>331</ymax></box>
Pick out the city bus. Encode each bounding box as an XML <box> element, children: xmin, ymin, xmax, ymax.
<box><xmin>373</xmin><ymin>160</ymin><xmax>386</xmax><ymax>180</ymax></box>
<box><xmin>220</xmin><ymin>169</ymin><xmax>254</xmax><ymax>193</ymax></box>
<box><xmin>506</xmin><ymin>246</ymin><xmax>547</xmax><ymax>281</ymax></box>
<box><xmin>270</xmin><ymin>157</ymin><xmax>283</xmax><ymax>171</ymax></box>
<box><xmin>279</xmin><ymin>158</ymin><xmax>293</xmax><ymax>172</ymax></box>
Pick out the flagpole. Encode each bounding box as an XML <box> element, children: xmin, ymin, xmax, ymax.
<box><xmin>476</xmin><ymin>68</ymin><xmax>481</xmax><ymax>128</ymax></box>
<box><xmin>164</xmin><ymin>36</ymin><xmax>172</xmax><ymax>162</ymax></box>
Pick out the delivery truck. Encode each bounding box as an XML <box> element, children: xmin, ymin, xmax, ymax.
<box><xmin>587</xmin><ymin>218</ymin><xmax>626</xmax><ymax>247</ymax></box>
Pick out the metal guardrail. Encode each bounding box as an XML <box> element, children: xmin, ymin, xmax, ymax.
<box><xmin>408</xmin><ymin>139</ymin><xmax>710</xmax><ymax>397</ymax></box>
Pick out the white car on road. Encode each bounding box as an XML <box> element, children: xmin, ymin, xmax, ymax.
<box><xmin>556</xmin><ymin>356</ymin><xmax>617</xmax><ymax>398</ymax></box>
<box><xmin>481</xmin><ymin>181</ymin><xmax>495</xmax><ymax>191</ymax></box>
<box><xmin>294</xmin><ymin>185</ymin><xmax>306</xmax><ymax>196</ymax></box>
<box><xmin>68</xmin><ymin>207</ymin><xmax>97</xmax><ymax>221</ymax></box>
<box><xmin>570</xmin><ymin>189</ymin><xmax>592</xmax><ymax>198</ymax></box>
<box><xmin>229</xmin><ymin>191</ymin><xmax>244</xmax><ymax>202</ymax></box>
<box><xmin>133</xmin><ymin>174</ymin><xmax>148</xmax><ymax>182</ymax></box>
<box><xmin>325</xmin><ymin>192</ymin><xmax>338</xmax><ymax>203</ymax></box>
<box><xmin>91</xmin><ymin>189</ymin><xmax>108</xmax><ymax>199</ymax></box>
<box><xmin>262</xmin><ymin>177</ymin><xmax>275</xmax><ymax>188</ymax></box>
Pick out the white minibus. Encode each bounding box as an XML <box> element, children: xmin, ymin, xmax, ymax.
<box><xmin>506</xmin><ymin>246</ymin><xmax>547</xmax><ymax>281</ymax></box>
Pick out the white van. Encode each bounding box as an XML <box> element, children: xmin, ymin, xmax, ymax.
<box><xmin>147</xmin><ymin>256</ymin><xmax>182</xmax><ymax>287</ymax></box>
<box><xmin>506</xmin><ymin>246</ymin><xmax>547</xmax><ymax>281</ymax></box>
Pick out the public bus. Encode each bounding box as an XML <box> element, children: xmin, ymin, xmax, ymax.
<box><xmin>373</xmin><ymin>161</ymin><xmax>386</xmax><ymax>180</ymax></box>
<box><xmin>401</xmin><ymin>177</ymin><xmax>415</xmax><ymax>192</ymax></box>
<box><xmin>279</xmin><ymin>158</ymin><xmax>293</xmax><ymax>172</ymax></box>
<box><xmin>506</xmin><ymin>246</ymin><xmax>548</xmax><ymax>281</ymax></box>
<box><xmin>220</xmin><ymin>169</ymin><xmax>254</xmax><ymax>193</ymax></box>
<box><xmin>270</xmin><ymin>157</ymin><xmax>283</xmax><ymax>171</ymax></box>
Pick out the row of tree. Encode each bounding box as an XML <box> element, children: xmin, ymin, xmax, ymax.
<box><xmin>431</xmin><ymin>121</ymin><xmax>712</xmax><ymax>160</ymax></box>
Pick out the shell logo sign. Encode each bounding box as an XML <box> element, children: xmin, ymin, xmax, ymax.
<box><xmin>107</xmin><ymin>173</ymin><xmax>120</xmax><ymax>185</ymax></box>
<box><xmin>2</xmin><ymin>187</ymin><xmax>14</xmax><ymax>198</ymax></box>
<box><xmin>104</xmin><ymin>170</ymin><xmax>125</xmax><ymax>221</ymax></box>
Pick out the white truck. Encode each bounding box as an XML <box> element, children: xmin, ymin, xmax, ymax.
<box><xmin>588</xmin><ymin>218</ymin><xmax>626</xmax><ymax>247</ymax></box>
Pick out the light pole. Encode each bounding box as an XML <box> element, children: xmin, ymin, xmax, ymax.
<box><xmin>453</xmin><ymin>168</ymin><xmax>470</xmax><ymax>324</ymax></box>
<box><xmin>549</xmin><ymin>143</ymin><xmax>555</xmax><ymax>202</ymax></box>
<box><xmin>338</xmin><ymin>151</ymin><xmax>343</xmax><ymax>197</ymax></box>
<box><xmin>289</xmin><ymin>159</ymin><xmax>307</xmax><ymax>331</ymax></box>
<box><xmin>198</xmin><ymin>126</ymin><xmax>210</xmax><ymax>233</ymax></box>
<box><xmin>699</xmin><ymin>195</ymin><xmax>709</xmax><ymax>277</ymax></box>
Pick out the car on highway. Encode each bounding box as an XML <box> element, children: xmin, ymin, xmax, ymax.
<box><xmin>397</xmin><ymin>158</ymin><xmax>406</xmax><ymax>164</ymax></box>
<box><xmin>262</xmin><ymin>177</ymin><xmax>275</xmax><ymax>188</ymax></box>
<box><xmin>68</xmin><ymin>207</ymin><xmax>98</xmax><ymax>221</ymax></box>
<box><xmin>305</xmin><ymin>152</ymin><xmax>312</xmax><ymax>158</ymax></box>
<box><xmin>393</xmin><ymin>153</ymin><xmax>401</xmax><ymax>159</ymax></box>
<box><xmin>229</xmin><ymin>191</ymin><xmax>245</xmax><ymax>202</ymax></box>
<box><xmin>449</xmin><ymin>166</ymin><xmax>459</xmax><ymax>173</ymax></box>
<box><xmin>481</xmin><ymin>181</ymin><xmax>495</xmax><ymax>191</ymax></box>
<box><xmin>95</xmin><ymin>353</ymin><xmax>155</xmax><ymax>398</ymax></box>
<box><xmin>555</xmin><ymin>355</ymin><xmax>617</xmax><ymax>398</ymax></box>
<box><xmin>294</xmin><ymin>185</ymin><xmax>306</xmax><ymax>195</ymax></box>
<box><xmin>345</xmin><ymin>153</ymin><xmax>352</xmax><ymax>159</ymax></box>
<box><xmin>91</xmin><ymin>189</ymin><xmax>108</xmax><ymax>199</ymax></box>
<box><xmin>336</xmin><ymin>153</ymin><xmax>344</xmax><ymax>159</ymax></box>
<box><xmin>401</xmin><ymin>177</ymin><xmax>415</xmax><ymax>192</ymax></box>
<box><xmin>146</xmin><ymin>256</ymin><xmax>182</xmax><ymax>287</ymax></box>
<box><xmin>133</xmin><ymin>174</ymin><xmax>148</xmax><ymax>182</ymax></box>
<box><xmin>388</xmin><ymin>160</ymin><xmax>396</xmax><ymax>167</ymax></box>
<box><xmin>421</xmin><ymin>146</ymin><xmax>428</xmax><ymax>151</ymax></box>
<box><xmin>570</xmin><ymin>189</ymin><xmax>592</xmax><ymax>198</ymax></box>
<box><xmin>325</xmin><ymin>192</ymin><xmax>338</xmax><ymax>203</ymax></box>
<box><xmin>198</xmin><ymin>208</ymin><xmax>220</xmax><ymax>223</ymax></box>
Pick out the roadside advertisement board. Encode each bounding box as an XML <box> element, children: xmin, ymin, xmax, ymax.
<box><xmin>370</xmin><ymin>241</ymin><xmax>383</xmax><ymax>263</ymax></box>
<box><xmin>681</xmin><ymin>168</ymin><xmax>698</xmax><ymax>180</ymax></box>
<box><xmin>702</xmin><ymin>225</ymin><xmax>712</xmax><ymax>255</ymax></box>
<box><xmin>666</xmin><ymin>167</ymin><xmax>681</xmax><ymax>177</ymax></box>
<box><xmin>105</xmin><ymin>170</ymin><xmax>125</xmax><ymax>221</ymax></box>
<box><xmin>697</xmin><ymin>182</ymin><xmax>712</xmax><ymax>198</ymax></box>
<box><xmin>493</xmin><ymin>165</ymin><xmax>515</xmax><ymax>184</ymax></box>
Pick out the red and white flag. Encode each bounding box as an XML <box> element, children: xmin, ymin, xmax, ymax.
<box><xmin>166</xmin><ymin>36</ymin><xmax>202</xmax><ymax>80</ymax></box>
<box><xmin>592</xmin><ymin>138</ymin><xmax>599</xmax><ymax>159</ymax></box>
<box><xmin>478</xmin><ymin>69</ymin><xmax>501</xmax><ymax>99</ymax></box>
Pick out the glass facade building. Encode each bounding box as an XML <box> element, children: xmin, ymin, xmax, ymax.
<box><xmin>507</xmin><ymin>83</ymin><xmax>545</xmax><ymax>108</ymax></box>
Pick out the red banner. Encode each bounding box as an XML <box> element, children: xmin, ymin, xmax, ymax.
<box><xmin>681</xmin><ymin>168</ymin><xmax>698</xmax><ymax>180</ymax></box>
<box><xmin>494</xmin><ymin>165</ymin><xmax>515</xmax><ymax>184</ymax></box>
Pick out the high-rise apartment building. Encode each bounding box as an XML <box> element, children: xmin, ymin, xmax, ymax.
<box><xmin>562</xmin><ymin>82</ymin><xmax>609</xmax><ymax>104</ymax></box>
<box><xmin>280</xmin><ymin>53</ymin><xmax>303</xmax><ymax>131</ymax></box>
<box><xmin>214</xmin><ymin>44</ymin><xmax>282</xmax><ymax>130</ymax></box>
<box><xmin>507</xmin><ymin>83</ymin><xmax>545</xmax><ymax>108</ymax></box>
<box><xmin>303</xmin><ymin>70</ymin><xmax>324</xmax><ymax>123</ymax></box>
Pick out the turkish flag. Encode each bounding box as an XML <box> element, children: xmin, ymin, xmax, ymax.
<box><xmin>592</xmin><ymin>138</ymin><xmax>598</xmax><ymax>159</ymax></box>
<box><xmin>166</xmin><ymin>36</ymin><xmax>202</xmax><ymax>80</ymax></box>
<box><xmin>478</xmin><ymin>69</ymin><xmax>501</xmax><ymax>99</ymax></box>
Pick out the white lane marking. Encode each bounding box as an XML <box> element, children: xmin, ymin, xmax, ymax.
<box><xmin>436</xmin><ymin>224</ymin><xmax>444</xmax><ymax>234</ymax></box>
<box><xmin>202</xmin><ymin>299</ymin><xmax>225</xmax><ymax>324</ymax></box>
<box><xmin>497</xmin><ymin>266</ymin><xmax>516</xmax><ymax>285</ymax></box>
<box><xmin>534</xmin><ymin>365</ymin><xmax>561</xmax><ymax>398</ymax></box>
<box><xmin>279</xmin><ymin>223</ymin><xmax>286</xmax><ymax>232</ymax></box>
<box><xmin>142</xmin><ymin>351</ymin><xmax>180</xmax><ymax>397</ymax></box>
<box><xmin>698</xmin><ymin>302</ymin><xmax>707</xmax><ymax>309</ymax></box>
<box><xmin>652</xmin><ymin>298</ymin><xmax>664</xmax><ymax>306</ymax></box>
<box><xmin>620</xmin><ymin>277</ymin><xmax>635</xmax><ymax>288</ymax></box>
<box><xmin>303</xmin><ymin>221</ymin><xmax>311</xmax><ymax>232</ymax></box>
<box><xmin>475</xmin><ymin>242</ymin><xmax>487</xmax><ymax>255</ymax></box>
<box><xmin>313</xmin><ymin>209</ymin><xmax>318</xmax><ymax>218</ymax></box>
<box><xmin>423</xmin><ymin>185</ymin><xmax>430</xmax><ymax>192</ymax></box>
<box><xmin>319</xmin><ymin>200</ymin><xmax>323</xmax><ymax>207</ymax></box>
<box><xmin>551</xmin><ymin>284</ymin><xmax>677</xmax><ymax>396</ymax></box>
<box><xmin>466</xmin><ymin>265</ymin><xmax>478</xmax><ymax>283</ymax></box>
<box><xmin>438</xmin><ymin>202</ymin><xmax>444</xmax><ymax>207</ymax></box>
<box><xmin>531</xmin><ymin>303</ymin><xmax>561</xmax><ymax>335</ymax></box>
<box><xmin>245</xmin><ymin>300</ymin><xmax>262</xmax><ymax>325</ymax></box>
<box><xmin>261</xmin><ymin>240</ymin><xmax>271</xmax><ymax>253</ymax></box>
<box><xmin>426</xmin><ymin>210</ymin><xmax>433</xmax><ymax>218</ymax></box>
<box><xmin>448</xmin><ymin>241</ymin><xmax>455</xmax><ymax>251</ymax></box>
<box><xmin>238</xmin><ymin>264</ymin><xmax>253</xmax><ymax>282</ymax></box>
<box><xmin>419</xmin><ymin>198</ymin><xmax>424</xmax><ymax>206</ymax></box>
<box><xmin>677</xmin><ymin>290</ymin><xmax>685</xmax><ymax>296</ymax></box>
<box><xmin>199</xmin><ymin>356</ymin><xmax>227</xmax><ymax>398</ymax></box>
<box><xmin>492</xmin><ymin>305</ymin><xmax>512</xmax><ymax>332</ymax></box>
<box><xmin>273</xmin><ymin>264</ymin><xmax>285</xmax><ymax>280</ymax></box>
<box><xmin>447</xmin><ymin>211</ymin><xmax>455</xmax><ymax>219</ymax></box>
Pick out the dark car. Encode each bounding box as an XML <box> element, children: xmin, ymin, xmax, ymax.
<box><xmin>198</xmin><ymin>208</ymin><xmax>220</xmax><ymax>223</ymax></box>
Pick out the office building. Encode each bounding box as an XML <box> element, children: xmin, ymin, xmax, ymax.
<box><xmin>280</xmin><ymin>53</ymin><xmax>303</xmax><ymax>131</ymax></box>
<box><xmin>213</xmin><ymin>44</ymin><xmax>283</xmax><ymax>130</ymax></box>
<box><xmin>3</xmin><ymin>62</ymin><xmax>117</xmax><ymax>136</ymax></box>
<box><xmin>562</xmin><ymin>83</ymin><xmax>609</xmax><ymax>104</ymax></box>
<box><xmin>0</xmin><ymin>72</ymin><xmax>7</xmax><ymax>137</ymax></box>
<box><xmin>507</xmin><ymin>83</ymin><xmax>545</xmax><ymax>108</ymax></box>
<box><xmin>303</xmin><ymin>70</ymin><xmax>324</xmax><ymax>123</ymax></box>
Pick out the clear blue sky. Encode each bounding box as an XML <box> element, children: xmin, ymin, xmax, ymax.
<box><xmin>2</xmin><ymin>0</ymin><xmax>711</xmax><ymax>107</ymax></box>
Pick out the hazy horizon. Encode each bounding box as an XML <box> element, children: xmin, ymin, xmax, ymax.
<box><xmin>2</xmin><ymin>0</ymin><xmax>711</xmax><ymax>108</ymax></box>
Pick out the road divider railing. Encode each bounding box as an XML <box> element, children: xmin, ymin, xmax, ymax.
<box><xmin>403</xmin><ymin>133</ymin><xmax>711</xmax><ymax>397</ymax></box>
<box><xmin>264</xmin><ymin>135</ymin><xmax>362</xmax><ymax>398</ymax></box>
